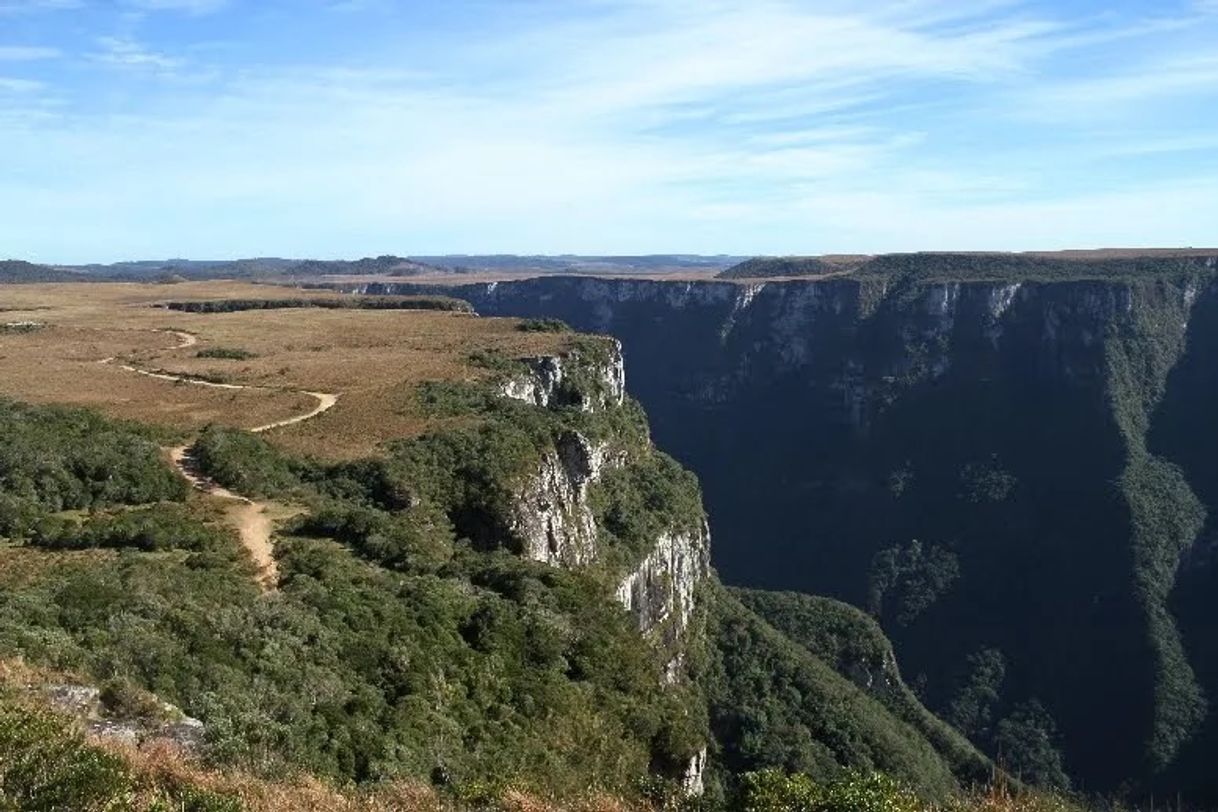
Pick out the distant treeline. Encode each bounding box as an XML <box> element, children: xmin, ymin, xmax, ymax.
<box><xmin>0</xmin><ymin>260</ymin><xmax>85</xmax><ymax>284</ymax></box>
<box><xmin>158</xmin><ymin>296</ymin><xmax>474</xmax><ymax>314</ymax></box>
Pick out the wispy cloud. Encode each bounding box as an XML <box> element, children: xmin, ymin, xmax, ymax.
<box><xmin>0</xmin><ymin>45</ymin><xmax>59</xmax><ymax>60</ymax></box>
<box><xmin>122</xmin><ymin>0</ymin><xmax>227</xmax><ymax>13</ymax></box>
<box><xmin>0</xmin><ymin>76</ymin><xmax>43</xmax><ymax>92</ymax></box>
<box><xmin>92</xmin><ymin>36</ymin><xmax>182</xmax><ymax>70</ymax></box>
<box><xmin>1</xmin><ymin>0</ymin><xmax>1216</xmax><ymax>261</ymax></box>
<box><xmin>1016</xmin><ymin>54</ymin><xmax>1218</xmax><ymax>119</ymax></box>
<box><xmin>0</xmin><ymin>0</ymin><xmax>80</xmax><ymax>13</ymax></box>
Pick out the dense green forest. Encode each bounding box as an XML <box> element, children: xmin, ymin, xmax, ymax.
<box><xmin>0</xmin><ymin>386</ymin><xmax>708</xmax><ymax>802</ymax></box>
<box><xmin>0</xmin><ymin>373</ymin><xmax>1022</xmax><ymax>810</ymax></box>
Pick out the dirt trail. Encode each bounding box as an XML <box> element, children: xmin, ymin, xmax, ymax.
<box><xmin>168</xmin><ymin>330</ymin><xmax>198</xmax><ymax>349</ymax></box>
<box><xmin>105</xmin><ymin>329</ymin><xmax>338</xmax><ymax>590</ymax></box>
<box><xmin>251</xmin><ymin>392</ymin><xmax>339</xmax><ymax>433</ymax></box>
<box><xmin>167</xmin><ymin>445</ymin><xmax>280</xmax><ymax>589</ymax></box>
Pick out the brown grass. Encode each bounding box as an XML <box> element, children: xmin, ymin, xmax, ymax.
<box><xmin>0</xmin><ymin>281</ymin><xmax>572</xmax><ymax>459</ymax></box>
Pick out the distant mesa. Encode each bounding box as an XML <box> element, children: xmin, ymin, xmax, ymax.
<box><xmin>717</xmin><ymin>249</ymin><xmax>1218</xmax><ymax>281</ymax></box>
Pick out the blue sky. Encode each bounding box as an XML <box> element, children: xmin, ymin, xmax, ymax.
<box><xmin>1</xmin><ymin>0</ymin><xmax>1216</xmax><ymax>263</ymax></box>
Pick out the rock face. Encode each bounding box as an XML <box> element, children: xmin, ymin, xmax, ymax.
<box><xmin>510</xmin><ymin>431</ymin><xmax>618</xmax><ymax>568</ymax></box>
<box><xmin>328</xmin><ymin>261</ymin><xmax>1218</xmax><ymax>799</ymax></box>
<box><xmin>682</xmin><ymin>747</ymin><xmax>709</xmax><ymax>796</ymax></box>
<box><xmin>498</xmin><ymin>341</ymin><xmax>626</xmax><ymax>412</ymax></box>
<box><xmin>615</xmin><ymin>522</ymin><xmax>712</xmax><ymax>682</ymax></box>
<box><xmin>502</xmin><ymin>343</ymin><xmax>709</xmax><ymax>673</ymax></box>
<box><xmin>496</xmin><ymin>340</ymin><xmax>712</xmax><ymax>793</ymax></box>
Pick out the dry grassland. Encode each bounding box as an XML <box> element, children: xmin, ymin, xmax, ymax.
<box><xmin>0</xmin><ymin>281</ymin><xmax>570</xmax><ymax>459</ymax></box>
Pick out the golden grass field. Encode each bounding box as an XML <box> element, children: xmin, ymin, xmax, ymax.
<box><xmin>0</xmin><ymin>281</ymin><xmax>571</xmax><ymax>459</ymax></box>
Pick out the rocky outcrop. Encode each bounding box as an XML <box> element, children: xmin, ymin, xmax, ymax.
<box><xmin>615</xmin><ymin>521</ymin><xmax>712</xmax><ymax>683</ymax></box>
<box><xmin>842</xmin><ymin>651</ymin><xmax>901</xmax><ymax>699</ymax></box>
<box><xmin>510</xmin><ymin>431</ymin><xmax>621</xmax><ymax>567</ymax></box>
<box><xmin>41</xmin><ymin>683</ymin><xmax>205</xmax><ymax>752</ymax></box>
<box><xmin>502</xmin><ymin>341</ymin><xmax>629</xmax><ymax>567</ymax></box>
<box><xmin>499</xmin><ymin>341</ymin><xmax>626</xmax><ymax>411</ymax></box>
<box><xmin>682</xmin><ymin>747</ymin><xmax>709</xmax><ymax>796</ymax></box>
<box><xmin>498</xmin><ymin>338</ymin><xmax>713</xmax><ymax>794</ymax></box>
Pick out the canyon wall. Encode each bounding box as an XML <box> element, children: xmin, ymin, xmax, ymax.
<box><xmin>327</xmin><ymin>259</ymin><xmax>1218</xmax><ymax>798</ymax></box>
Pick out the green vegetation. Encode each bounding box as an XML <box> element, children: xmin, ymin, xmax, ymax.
<box><xmin>867</xmin><ymin>541</ymin><xmax>960</xmax><ymax>627</ymax></box>
<box><xmin>946</xmin><ymin>649</ymin><xmax>1006</xmax><ymax>743</ymax></box>
<box><xmin>30</xmin><ymin>503</ymin><xmax>237</xmax><ymax>555</ymax></box>
<box><xmin>698</xmin><ymin>586</ymin><xmax>976</xmax><ymax>801</ymax></box>
<box><xmin>0</xmin><ymin>526</ymin><xmax>702</xmax><ymax>799</ymax></box>
<box><xmin>0</xmin><ymin>356</ymin><xmax>710</xmax><ymax>802</ymax></box>
<box><xmin>1102</xmin><ymin>278</ymin><xmax>1209</xmax><ymax>775</ymax></box>
<box><xmin>0</xmin><ymin>399</ymin><xmax>186</xmax><ymax>541</ymax></box>
<box><xmin>0</xmin><ymin>695</ymin><xmax>240</xmax><ymax>811</ymax></box>
<box><xmin>994</xmin><ymin>702</ymin><xmax>1070</xmax><ymax>790</ymax></box>
<box><xmin>191</xmin><ymin>425</ymin><xmax>304</xmax><ymax>497</ymax></box>
<box><xmin>719</xmin><ymin>252</ymin><xmax>1218</xmax><ymax>284</ymax></box>
<box><xmin>196</xmin><ymin>347</ymin><xmax>258</xmax><ymax>360</ymax></box>
<box><xmin>0</xmin><ymin>321</ymin><xmax>45</xmax><ymax>334</ymax></box>
<box><xmin>735</xmin><ymin>769</ymin><xmax>1086</xmax><ymax>812</ymax></box>
<box><xmin>590</xmin><ymin>451</ymin><xmax>707</xmax><ymax>568</ymax></box>
<box><xmin>516</xmin><ymin>318</ymin><xmax>572</xmax><ymax>333</ymax></box>
<box><xmin>738</xmin><ymin>769</ymin><xmax>921</xmax><ymax>812</ymax></box>
<box><xmin>735</xmin><ymin>589</ymin><xmax>989</xmax><ymax>788</ymax></box>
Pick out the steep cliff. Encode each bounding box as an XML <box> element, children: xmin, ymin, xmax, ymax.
<box><xmin>324</xmin><ymin>255</ymin><xmax>1218</xmax><ymax>800</ymax></box>
<box><xmin>496</xmin><ymin>341</ymin><xmax>712</xmax><ymax>684</ymax></box>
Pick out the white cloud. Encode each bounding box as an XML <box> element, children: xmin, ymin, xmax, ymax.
<box><xmin>122</xmin><ymin>0</ymin><xmax>227</xmax><ymax>13</ymax></box>
<box><xmin>1020</xmin><ymin>54</ymin><xmax>1218</xmax><ymax>115</ymax></box>
<box><xmin>0</xmin><ymin>0</ymin><xmax>80</xmax><ymax>13</ymax></box>
<box><xmin>1</xmin><ymin>0</ymin><xmax>1216</xmax><ymax>260</ymax></box>
<box><xmin>0</xmin><ymin>76</ymin><xmax>43</xmax><ymax>92</ymax></box>
<box><xmin>92</xmin><ymin>36</ymin><xmax>182</xmax><ymax>70</ymax></box>
<box><xmin>0</xmin><ymin>45</ymin><xmax>59</xmax><ymax>60</ymax></box>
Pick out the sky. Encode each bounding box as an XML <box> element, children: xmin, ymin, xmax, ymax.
<box><xmin>1</xmin><ymin>0</ymin><xmax>1217</xmax><ymax>263</ymax></box>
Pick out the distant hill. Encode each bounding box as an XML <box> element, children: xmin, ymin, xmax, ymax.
<box><xmin>0</xmin><ymin>260</ymin><xmax>85</xmax><ymax>283</ymax></box>
<box><xmin>719</xmin><ymin>250</ymin><xmax>1218</xmax><ymax>281</ymax></box>
<box><xmin>285</xmin><ymin>255</ymin><xmax>452</xmax><ymax>277</ymax></box>
<box><xmin>3</xmin><ymin>254</ymin><xmax>749</xmax><ymax>283</ymax></box>
<box><xmin>412</xmin><ymin>254</ymin><xmax>746</xmax><ymax>274</ymax></box>
<box><xmin>71</xmin><ymin>258</ymin><xmax>301</xmax><ymax>280</ymax></box>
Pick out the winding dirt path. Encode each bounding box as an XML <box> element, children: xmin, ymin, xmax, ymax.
<box><xmin>251</xmin><ymin>392</ymin><xmax>339</xmax><ymax>433</ymax></box>
<box><xmin>104</xmin><ymin>329</ymin><xmax>338</xmax><ymax>590</ymax></box>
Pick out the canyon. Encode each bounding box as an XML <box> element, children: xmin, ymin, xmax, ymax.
<box><xmin>327</xmin><ymin>254</ymin><xmax>1218</xmax><ymax>800</ymax></box>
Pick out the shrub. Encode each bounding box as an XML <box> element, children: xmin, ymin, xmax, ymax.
<box><xmin>32</xmin><ymin>503</ymin><xmax>233</xmax><ymax>554</ymax></box>
<box><xmin>190</xmin><ymin>425</ymin><xmax>304</xmax><ymax>497</ymax></box>
<box><xmin>99</xmin><ymin>677</ymin><xmax>166</xmax><ymax>722</ymax></box>
<box><xmin>0</xmin><ymin>700</ymin><xmax>134</xmax><ymax>811</ymax></box>
<box><xmin>516</xmin><ymin>318</ymin><xmax>571</xmax><ymax>333</ymax></box>
<box><xmin>738</xmin><ymin>770</ymin><xmax>921</xmax><ymax>812</ymax></box>
<box><xmin>0</xmin><ymin>399</ymin><xmax>186</xmax><ymax>514</ymax></box>
<box><xmin>195</xmin><ymin>347</ymin><xmax>257</xmax><ymax>360</ymax></box>
<box><xmin>0</xmin><ymin>698</ymin><xmax>241</xmax><ymax>811</ymax></box>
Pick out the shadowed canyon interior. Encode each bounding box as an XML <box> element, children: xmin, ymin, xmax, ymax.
<box><xmin>331</xmin><ymin>253</ymin><xmax>1218</xmax><ymax>800</ymax></box>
